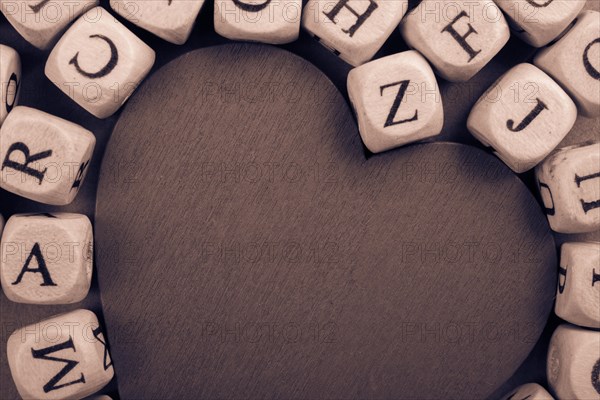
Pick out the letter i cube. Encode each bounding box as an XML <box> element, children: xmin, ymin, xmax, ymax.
<box><xmin>556</xmin><ymin>242</ymin><xmax>600</xmax><ymax>329</ymax></box>
<box><xmin>7</xmin><ymin>309</ymin><xmax>114</xmax><ymax>400</ymax></box>
<box><xmin>0</xmin><ymin>106</ymin><xmax>95</xmax><ymax>205</ymax></box>
<box><xmin>0</xmin><ymin>45</ymin><xmax>21</xmax><ymax>126</ymax></box>
<box><xmin>1</xmin><ymin>213</ymin><xmax>93</xmax><ymax>304</ymax></box>
<box><xmin>536</xmin><ymin>142</ymin><xmax>600</xmax><ymax>233</ymax></box>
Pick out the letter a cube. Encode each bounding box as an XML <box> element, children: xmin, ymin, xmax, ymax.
<box><xmin>7</xmin><ymin>309</ymin><xmax>114</xmax><ymax>400</ymax></box>
<box><xmin>1</xmin><ymin>213</ymin><xmax>93</xmax><ymax>305</ymax></box>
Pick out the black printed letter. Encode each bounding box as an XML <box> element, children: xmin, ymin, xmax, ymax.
<box><xmin>2</xmin><ymin>142</ymin><xmax>52</xmax><ymax>184</ymax></box>
<box><xmin>506</xmin><ymin>98</ymin><xmax>548</xmax><ymax>132</ymax></box>
<box><xmin>71</xmin><ymin>159</ymin><xmax>90</xmax><ymax>192</ymax></box>
<box><xmin>441</xmin><ymin>11</ymin><xmax>481</xmax><ymax>62</ymax></box>
<box><xmin>583</xmin><ymin>38</ymin><xmax>600</xmax><ymax>80</ymax></box>
<box><xmin>5</xmin><ymin>73</ymin><xmax>19</xmax><ymax>114</ymax></box>
<box><xmin>380</xmin><ymin>80</ymin><xmax>418</xmax><ymax>127</ymax></box>
<box><xmin>558</xmin><ymin>265</ymin><xmax>567</xmax><ymax>294</ymax></box>
<box><xmin>232</xmin><ymin>0</ymin><xmax>271</xmax><ymax>12</ymax></box>
<box><xmin>324</xmin><ymin>0</ymin><xmax>378</xmax><ymax>37</ymax></box>
<box><xmin>31</xmin><ymin>337</ymin><xmax>86</xmax><ymax>393</ymax></box>
<box><xmin>70</xmin><ymin>35</ymin><xmax>119</xmax><ymax>79</ymax></box>
<box><xmin>575</xmin><ymin>171</ymin><xmax>600</xmax><ymax>213</ymax></box>
<box><xmin>12</xmin><ymin>243</ymin><xmax>56</xmax><ymax>286</ymax></box>
<box><xmin>92</xmin><ymin>326</ymin><xmax>113</xmax><ymax>370</ymax></box>
<box><xmin>525</xmin><ymin>0</ymin><xmax>553</xmax><ymax>7</ymax></box>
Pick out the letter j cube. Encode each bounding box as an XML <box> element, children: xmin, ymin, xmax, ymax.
<box><xmin>467</xmin><ymin>63</ymin><xmax>576</xmax><ymax>173</ymax></box>
<box><xmin>347</xmin><ymin>50</ymin><xmax>443</xmax><ymax>153</ymax></box>
<box><xmin>0</xmin><ymin>106</ymin><xmax>95</xmax><ymax>205</ymax></box>
<box><xmin>7</xmin><ymin>309</ymin><xmax>114</xmax><ymax>400</ymax></box>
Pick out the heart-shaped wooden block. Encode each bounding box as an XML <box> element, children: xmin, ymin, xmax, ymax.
<box><xmin>95</xmin><ymin>44</ymin><xmax>556</xmax><ymax>399</ymax></box>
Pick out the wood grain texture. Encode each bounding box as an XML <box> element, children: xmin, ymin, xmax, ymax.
<box><xmin>1</xmin><ymin>1</ymin><xmax>599</xmax><ymax>398</ymax></box>
<box><xmin>95</xmin><ymin>44</ymin><xmax>557</xmax><ymax>400</ymax></box>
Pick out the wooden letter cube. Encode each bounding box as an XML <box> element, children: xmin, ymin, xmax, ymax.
<box><xmin>1</xmin><ymin>213</ymin><xmax>93</xmax><ymax>304</ymax></box>
<box><xmin>302</xmin><ymin>0</ymin><xmax>407</xmax><ymax>66</ymax></box>
<box><xmin>466</xmin><ymin>63</ymin><xmax>576</xmax><ymax>173</ymax></box>
<box><xmin>501</xmin><ymin>383</ymin><xmax>554</xmax><ymax>400</ymax></box>
<box><xmin>0</xmin><ymin>0</ymin><xmax>99</xmax><ymax>49</ymax></box>
<box><xmin>400</xmin><ymin>0</ymin><xmax>510</xmax><ymax>82</ymax></box>
<box><xmin>534</xmin><ymin>10</ymin><xmax>600</xmax><ymax>117</ymax></box>
<box><xmin>111</xmin><ymin>0</ymin><xmax>206</xmax><ymax>45</ymax></box>
<box><xmin>0</xmin><ymin>106</ymin><xmax>95</xmax><ymax>205</ymax></box>
<box><xmin>45</xmin><ymin>6</ymin><xmax>156</xmax><ymax>119</ymax></box>
<box><xmin>495</xmin><ymin>0</ymin><xmax>586</xmax><ymax>47</ymax></box>
<box><xmin>556</xmin><ymin>242</ymin><xmax>600</xmax><ymax>329</ymax></box>
<box><xmin>0</xmin><ymin>45</ymin><xmax>21</xmax><ymax>127</ymax></box>
<box><xmin>215</xmin><ymin>0</ymin><xmax>301</xmax><ymax>44</ymax></box>
<box><xmin>347</xmin><ymin>50</ymin><xmax>443</xmax><ymax>153</ymax></box>
<box><xmin>7</xmin><ymin>309</ymin><xmax>114</xmax><ymax>400</ymax></box>
<box><xmin>547</xmin><ymin>324</ymin><xmax>600</xmax><ymax>400</ymax></box>
<box><xmin>536</xmin><ymin>142</ymin><xmax>600</xmax><ymax>233</ymax></box>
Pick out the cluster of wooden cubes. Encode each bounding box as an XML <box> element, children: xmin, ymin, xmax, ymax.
<box><xmin>1</xmin><ymin>0</ymin><xmax>599</xmax><ymax>398</ymax></box>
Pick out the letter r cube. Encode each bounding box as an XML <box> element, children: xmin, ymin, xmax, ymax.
<box><xmin>7</xmin><ymin>309</ymin><xmax>114</xmax><ymax>400</ymax></box>
<box><xmin>0</xmin><ymin>106</ymin><xmax>95</xmax><ymax>205</ymax></box>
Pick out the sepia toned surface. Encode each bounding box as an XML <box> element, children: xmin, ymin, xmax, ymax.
<box><xmin>95</xmin><ymin>45</ymin><xmax>556</xmax><ymax>399</ymax></box>
<box><xmin>1</xmin><ymin>1</ymin><xmax>599</xmax><ymax>398</ymax></box>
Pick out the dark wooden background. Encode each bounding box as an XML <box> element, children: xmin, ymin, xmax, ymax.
<box><xmin>1</xmin><ymin>0</ymin><xmax>599</xmax><ymax>399</ymax></box>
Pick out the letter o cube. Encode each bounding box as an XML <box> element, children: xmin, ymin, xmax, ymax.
<box><xmin>0</xmin><ymin>45</ymin><xmax>21</xmax><ymax>126</ymax></box>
